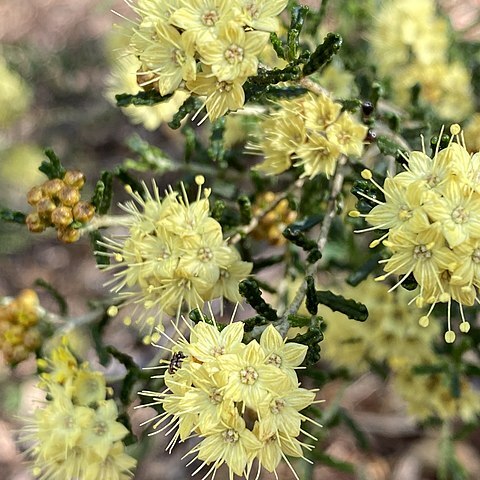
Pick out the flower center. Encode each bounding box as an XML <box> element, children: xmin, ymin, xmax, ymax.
<box><xmin>222</xmin><ymin>428</ymin><xmax>240</xmax><ymax>443</ymax></box>
<box><xmin>202</xmin><ymin>10</ymin><xmax>219</xmax><ymax>26</ymax></box>
<box><xmin>413</xmin><ymin>244</ymin><xmax>431</xmax><ymax>259</ymax></box>
<box><xmin>246</xmin><ymin>3</ymin><xmax>260</xmax><ymax>19</ymax></box>
<box><xmin>451</xmin><ymin>206</ymin><xmax>469</xmax><ymax>224</ymax></box>
<box><xmin>472</xmin><ymin>248</ymin><xmax>480</xmax><ymax>264</ymax></box>
<box><xmin>224</xmin><ymin>44</ymin><xmax>244</xmax><ymax>64</ymax></box>
<box><xmin>93</xmin><ymin>421</ymin><xmax>108</xmax><ymax>436</ymax></box>
<box><xmin>217</xmin><ymin>80</ymin><xmax>233</xmax><ymax>93</ymax></box>
<box><xmin>270</xmin><ymin>399</ymin><xmax>286</xmax><ymax>414</ymax></box>
<box><xmin>240</xmin><ymin>366</ymin><xmax>258</xmax><ymax>385</ymax></box>
<box><xmin>63</xmin><ymin>415</ymin><xmax>75</xmax><ymax>429</ymax></box>
<box><xmin>173</xmin><ymin>48</ymin><xmax>186</xmax><ymax>66</ymax></box>
<box><xmin>197</xmin><ymin>247</ymin><xmax>213</xmax><ymax>262</ymax></box>
<box><xmin>398</xmin><ymin>205</ymin><xmax>412</xmax><ymax>221</ymax></box>
<box><xmin>267</xmin><ymin>353</ymin><xmax>282</xmax><ymax>367</ymax></box>
<box><xmin>212</xmin><ymin>345</ymin><xmax>225</xmax><ymax>357</ymax></box>
<box><xmin>209</xmin><ymin>388</ymin><xmax>223</xmax><ymax>405</ymax></box>
<box><xmin>220</xmin><ymin>268</ymin><xmax>230</xmax><ymax>279</ymax></box>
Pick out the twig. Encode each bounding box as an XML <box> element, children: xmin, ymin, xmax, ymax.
<box><xmin>80</xmin><ymin>214</ymin><xmax>132</xmax><ymax>235</ymax></box>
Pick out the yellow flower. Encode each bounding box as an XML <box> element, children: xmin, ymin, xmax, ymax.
<box><xmin>105</xmin><ymin>52</ymin><xmax>190</xmax><ymax>130</ymax></box>
<box><xmin>80</xmin><ymin>400</ymin><xmax>130</xmax><ymax>460</ymax></box>
<box><xmin>22</xmin><ymin>344</ymin><xmax>136</xmax><ymax>480</ymax></box>
<box><xmin>303</xmin><ymin>92</ymin><xmax>341</xmax><ymax>131</ymax></box>
<box><xmin>0</xmin><ymin>289</ymin><xmax>41</xmax><ymax>365</ymax></box>
<box><xmin>259</xmin><ymin>324</ymin><xmax>307</xmax><ymax>385</ymax></box>
<box><xmin>132</xmin><ymin>0</ymin><xmax>181</xmax><ymax>24</ymax></box>
<box><xmin>217</xmin><ymin>340</ymin><xmax>286</xmax><ymax>411</ymax></box>
<box><xmin>197</xmin><ymin>21</ymin><xmax>269</xmax><ymax>81</ymax></box>
<box><xmin>101</xmin><ymin>178</ymin><xmax>252</xmax><ymax>334</ymax></box>
<box><xmin>325</xmin><ymin>112</ymin><xmax>367</xmax><ymax>157</ymax></box>
<box><xmin>138</xmin><ymin>314</ymin><xmax>318</xmax><ymax>479</ymax></box>
<box><xmin>136</xmin><ymin>21</ymin><xmax>197</xmax><ymax>95</ymax></box>
<box><xmin>187</xmin><ymin>65</ymin><xmax>247</xmax><ymax>121</ymax></box>
<box><xmin>72</xmin><ymin>368</ymin><xmax>107</xmax><ymax>406</ymax></box>
<box><xmin>320</xmin><ymin>278</ymin><xmax>440</xmax><ymax>373</ymax></box>
<box><xmin>294</xmin><ymin>134</ymin><xmax>341</xmax><ymax>179</ymax></box>
<box><xmin>235</xmin><ymin>0</ymin><xmax>288</xmax><ymax>32</ymax></box>
<box><xmin>194</xmin><ymin>412</ymin><xmax>262</xmax><ymax>477</ymax></box>
<box><xmin>355</xmin><ymin>126</ymin><xmax>480</xmax><ymax>341</ymax></box>
<box><xmin>169</xmin><ymin>0</ymin><xmax>238</xmax><ymax>43</ymax></box>
<box><xmin>393</xmin><ymin>367</ymin><xmax>480</xmax><ymax>422</ymax></box>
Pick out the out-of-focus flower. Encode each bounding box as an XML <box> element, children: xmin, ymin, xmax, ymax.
<box><xmin>370</xmin><ymin>0</ymin><xmax>474</xmax><ymax>120</ymax></box>
<box><xmin>21</xmin><ymin>343</ymin><xmax>136</xmax><ymax>480</ymax></box>
<box><xmin>101</xmin><ymin>176</ymin><xmax>252</xmax><ymax>339</ymax></box>
<box><xmin>320</xmin><ymin>278</ymin><xmax>440</xmax><ymax>373</ymax></box>
<box><xmin>138</xmin><ymin>319</ymin><xmax>318</xmax><ymax>479</ymax></box>
<box><xmin>350</xmin><ymin>125</ymin><xmax>480</xmax><ymax>342</ymax></box>
<box><xmin>251</xmin><ymin>191</ymin><xmax>297</xmax><ymax>246</ymax></box>
<box><xmin>0</xmin><ymin>290</ymin><xmax>42</xmax><ymax>365</ymax></box>
<box><xmin>0</xmin><ymin>55</ymin><xmax>32</xmax><ymax>127</ymax></box>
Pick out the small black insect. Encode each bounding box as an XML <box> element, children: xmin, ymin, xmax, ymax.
<box><xmin>168</xmin><ymin>351</ymin><xmax>186</xmax><ymax>375</ymax></box>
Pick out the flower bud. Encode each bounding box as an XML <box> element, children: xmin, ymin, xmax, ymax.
<box><xmin>63</xmin><ymin>170</ymin><xmax>86</xmax><ymax>189</ymax></box>
<box><xmin>27</xmin><ymin>186</ymin><xmax>44</xmax><ymax>206</ymax></box>
<box><xmin>36</xmin><ymin>198</ymin><xmax>57</xmax><ymax>221</ymax></box>
<box><xmin>58</xmin><ymin>186</ymin><xmax>81</xmax><ymax>207</ymax></box>
<box><xmin>57</xmin><ymin>227</ymin><xmax>81</xmax><ymax>243</ymax></box>
<box><xmin>72</xmin><ymin>201</ymin><xmax>95</xmax><ymax>223</ymax></box>
<box><xmin>51</xmin><ymin>206</ymin><xmax>74</xmax><ymax>228</ymax></box>
<box><xmin>26</xmin><ymin>213</ymin><xmax>46</xmax><ymax>232</ymax></box>
<box><xmin>43</xmin><ymin>179</ymin><xmax>65</xmax><ymax>198</ymax></box>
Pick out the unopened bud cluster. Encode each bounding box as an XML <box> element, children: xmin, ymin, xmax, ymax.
<box><xmin>0</xmin><ymin>289</ymin><xmax>41</xmax><ymax>365</ymax></box>
<box><xmin>26</xmin><ymin>170</ymin><xmax>95</xmax><ymax>243</ymax></box>
<box><xmin>251</xmin><ymin>192</ymin><xmax>297</xmax><ymax>246</ymax></box>
<box><xmin>22</xmin><ymin>342</ymin><xmax>136</xmax><ymax>480</ymax></box>
<box><xmin>141</xmin><ymin>321</ymin><xmax>318</xmax><ymax>479</ymax></box>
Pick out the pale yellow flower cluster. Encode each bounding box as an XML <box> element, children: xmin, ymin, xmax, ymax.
<box><xmin>127</xmin><ymin>0</ymin><xmax>288</xmax><ymax>121</ymax></box>
<box><xmin>371</xmin><ymin>0</ymin><xmax>473</xmax><ymax>120</ymax></box>
<box><xmin>141</xmin><ymin>320</ymin><xmax>318</xmax><ymax>479</ymax></box>
<box><xmin>251</xmin><ymin>92</ymin><xmax>368</xmax><ymax>178</ymax></box>
<box><xmin>321</xmin><ymin>278</ymin><xmax>440</xmax><ymax>373</ymax></box>
<box><xmin>22</xmin><ymin>343</ymin><xmax>136</xmax><ymax>480</ymax></box>
<box><xmin>102</xmin><ymin>177</ymin><xmax>252</xmax><ymax>339</ymax></box>
<box><xmin>0</xmin><ymin>55</ymin><xmax>32</xmax><ymax>127</ymax></box>
<box><xmin>0</xmin><ymin>289</ymin><xmax>41</xmax><ymax>366</ymax></box>
<box><xmin>350</xmin><ymin>126</ymin><xmax>480</xmax><ymax>342</ymax></box>
<box><xmin>320</xmin><ymin>279</ymin><xmax>480</xmax><ymax>422</ymax></box>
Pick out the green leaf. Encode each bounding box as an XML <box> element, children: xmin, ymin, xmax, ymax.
<box><xmin>239</xmin><ymin>278</ymin><xmax>278</xmax><ymax>322</ymax></box>
<box><xmin>91</xmin><ymin>171</ymin><xmax>113</xmax><ymax>215</ymax></box>
<box><xmin>168</xmin><ymin>96</ymin><xmax>202</xmax><ymax>129</ymax></box>
<box><xmin>124</xmin><ymin>134</ymin><xmax>175</xmax><ymax>173</ymax></box>
<box><xmin>376</xmin><ymin>135</ymin><xmax>405</xmax><ymax>157</ymax></box>
<box><xmin>115</xmin><ymin>90</ymin><xmax>172</xmax><ymax>107</ymax></box>
<box><xmin>302</xmin><ymin>32</ymin><xmax>342</xmax><ymax>76</ymax></box>
<box><xmin>269</xmin><ymin>32</ymin><xmax>285</xmax><ymax>59</ymax></box>
<box><xmin>0</xmin><ymin>207</ymin><xmax>26</xmax><ymax>224</ymax></box>
<box><xmin>114</xmin><ymin>167</ymin><xmax>144</xmax><ymax>196</ymax></box>
<box><xmin>90</xmin><ymin>230</ymin><xmax>110</xmax><ymax>266</ymax></box>
<box><xmin>238</xmin><ymin>195</ymin><xmax>252</xmax><ymax>225</ymax></box>
<box><xmin>346</xmin><ymin>253</ymin><xmax>383</xmax><ymax>286</ymax></box>
<box><xmin>39</xmin><ymin>149</ymin><xmax>66</xmax><ymax>180</ymax></box>
<box><xmin>286</xmin><ymin>5</ymin><xmax>309</xmax><ymax>61</ymax></box>
<box><xmin>317</xmin><ymin>290</ymin><xmax>368</xmax><ymax>321</ymax></box>
<box><xmin>208</xmin><ymin>117</ymin><xmax>226</xmax><ymax>162</ymax></box>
